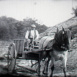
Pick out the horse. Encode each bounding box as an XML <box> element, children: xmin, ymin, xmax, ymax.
<box><xmin>41</xmin><ymin>27</ymin><xmax>72</xmax><ymax>77</ymax></box>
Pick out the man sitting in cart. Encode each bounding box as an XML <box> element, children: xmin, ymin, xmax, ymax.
<box><xmin>24</xmin><ymin>24</ymin><xmax>39</xmax><ymax>50</ymax></box>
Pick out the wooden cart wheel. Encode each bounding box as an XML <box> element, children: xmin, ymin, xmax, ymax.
<box><xmin>7</xmin><ymin>43</ymin><xmax>17</xmax><ymax>73</ymax></box>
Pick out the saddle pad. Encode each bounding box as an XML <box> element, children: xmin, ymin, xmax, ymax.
<box><xmin>38</xmin><ymin>36</ymin><xmax>54</xmax><ymax>49</ymax></box>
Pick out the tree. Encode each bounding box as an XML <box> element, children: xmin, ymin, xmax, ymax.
<box><xmin>72</xmin><ymin>7</ymin><xmax>77</xmax><ymax>16</ymax></box>
<box><xmin>0</xmin><ymin>21</ymin><xmax>9</xmax><ymax>40</ymax></box>
<box><xmin>0</xmin><ymin>16</ymin><xmax>48</xmax><ymax>40</ymax></box>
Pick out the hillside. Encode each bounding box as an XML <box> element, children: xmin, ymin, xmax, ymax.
<box><xmin>40</xmin><ymin>16</ymin><xmax>77</xmax><ymax>37</ymax></box>
<box><xmin>39</xmin><ymin>16</ymin><xmax>77</xmax><ymax>76</ymax></box>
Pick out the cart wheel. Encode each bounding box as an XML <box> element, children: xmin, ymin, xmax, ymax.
<box><xmin>7</xmin><ymin>43</ymin><xmax>17</xmax><ymax>73</ymax></box>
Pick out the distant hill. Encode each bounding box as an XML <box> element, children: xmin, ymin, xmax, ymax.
<box><xmin>40</xmin><ymin>16</ymin><xmax>77</xmax><ymax>38</ymax></box>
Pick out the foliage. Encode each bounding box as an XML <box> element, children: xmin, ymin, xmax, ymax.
<box><xmin>0</xmin><ymin>16</ymin><xmax>48</xmax><ymax>40</ymax></box>
<box><xmin>69</xmin><ymin>25</ymin><xmax>77</xmax><ymax>38</ymax></box>
<box><xmin>72</xmin><ymin>7</ymin><xmax>77</xmax><ymax>16</ymax></box>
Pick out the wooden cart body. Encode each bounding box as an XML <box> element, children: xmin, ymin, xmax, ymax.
<box><xmin>14</xmin><ymin>39</ymin><xmax>24</xmax><ymax>57</ymax></box>
<box><xmin>8</xmin><ymin>39</ymin><xmax>41</xmax><ymax>76</ymax></box>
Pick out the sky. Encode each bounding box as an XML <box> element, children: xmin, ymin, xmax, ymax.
<box><xmin>0</xmin><ymin>0</ymin><xmax>77</xmax><ymax>27</ymax></box>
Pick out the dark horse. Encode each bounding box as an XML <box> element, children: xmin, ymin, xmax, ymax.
<box><xmin>41</xmin><ymin>27</ymin><xmax>72</xmax><ymax>77</ymax></box>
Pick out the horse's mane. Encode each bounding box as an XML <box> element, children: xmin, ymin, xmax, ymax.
<box><xmin>53</xmin><ymin>28</ymin><xmax>71</xmax><ymax>51</ymax></box>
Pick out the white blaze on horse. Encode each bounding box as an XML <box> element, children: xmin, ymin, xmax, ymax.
<box><xmin>39</xmin><ymin>27</ymin><xmax>72</xmax><ymax>77</ymax></box>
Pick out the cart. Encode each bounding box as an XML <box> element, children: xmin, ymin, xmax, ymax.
<box><xmin>7</xmin><ymin>39</ymin><xmax>42</xmax><ymax>77</ymax></box>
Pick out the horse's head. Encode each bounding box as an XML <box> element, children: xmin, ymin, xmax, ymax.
<box><xmin>54</xmin><ymin>27</ymin><xmax>72</xmax><ymax>50</ymax></box>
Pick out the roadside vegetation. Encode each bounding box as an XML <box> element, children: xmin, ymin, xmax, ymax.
<box><xmin>72</xmin><ymin>7</ymin><xmax>77</xmax><ymax>16</ymax></box>
<box><xmin>0</xmin><ymin>16</ymin><xmax>48</xmax><ymax>40</ymax></box>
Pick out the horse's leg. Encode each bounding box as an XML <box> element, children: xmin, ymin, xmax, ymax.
<box><xmin>42</xmin><ymin>58</ymin><xmax>50</xmax><ymax>76</ymax></box>
<box><xmin>46</xmin><ymin>57</ymin><xmax>50</xmax><ymax>77</ymax></box>
<box><xmin>38</xmin><ymin>52</ymin><xmax>41</xmax><ymax>77</ymax></box>
<box><xmin>42</xmin><ymin>58</ymin><xmax>47</xmax><ymax>74</ymax></box>
<box><xmin>63</xmin><ymin>67</ymin><xmax>66</xmax><ymax>77</ymax></box>
<box><xmin>42</xmin><ymin>59</ymin><xmax>46</xmax><ymax>75</ymax></box>
<box><xmin>62</xmin><ymin>59</ymin><xmax>67</xmax><ymax>77</ymax></box>
<box><xmin>50</xmin><ymin>57</ymin><xmax>55</xmax><ymax>77</ymax></box>
<box><xmin>62</xmin><ymin>51</ymin><xmax>68</xmax><ymax>77</ymax></box>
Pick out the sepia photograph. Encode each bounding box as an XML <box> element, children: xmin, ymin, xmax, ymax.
<box><xmin>0</xmin><ymin>0</ymin><xmax>77</xmax><ymax>77</ymax></box>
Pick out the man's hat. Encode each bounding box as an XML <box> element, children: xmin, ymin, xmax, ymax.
<box><xmin>31</xmin><ymin>24</ymin><xmax>36</xmax><ymax>28</ymax></box>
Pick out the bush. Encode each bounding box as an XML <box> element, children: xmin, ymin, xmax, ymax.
<box><xmin>0</xmin><ymin>16</ymin><xmax>48</xmax><ymax>40</ymax></box>
<box><xmin>72</xmin><ymin>7</ymin><xmax>77</xmax><ymax>16</ymax></box>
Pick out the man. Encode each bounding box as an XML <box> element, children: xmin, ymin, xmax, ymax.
<box><xmin>25</xmin><ymin>24</ymin><xmax>39</xmax><ymax>49</ymax></box>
